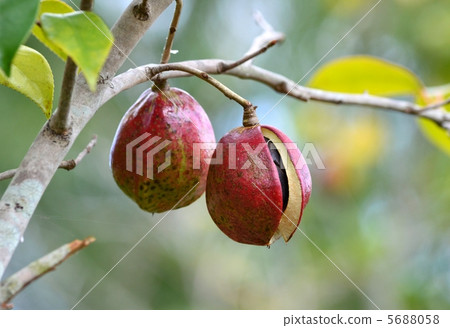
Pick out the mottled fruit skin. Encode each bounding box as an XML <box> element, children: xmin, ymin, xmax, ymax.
<box><xmin>206</xmin><ymin>125</ymin><xmax>311</xmax><ymax>245</ymax></box>
<box><xmin>110</xmin><ymin>87</ymin><xmax>215</xmax><ymax>213</ymax></box>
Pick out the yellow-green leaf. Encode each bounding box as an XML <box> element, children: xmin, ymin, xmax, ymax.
<box><xmin>32</xmin><ymin>0</ymin><xmax>74</xmax><ymax>61</ymax></box>
<box><xmin>418</xmin><ymin>85</ymin><xmax>450</xmax><ymax>155</ymax></box>
<box><xmin>308</xmin><ymin>55</ymin><xmax>423</xmax><ymax>97</ymax></box>
<box><xmin>41</xmin><ymin>11</ymin><xmax>114</xmax><ymax>91</ymax></box>
<box><xmin>0</xmin><ymin>0</ymin><xmax>40</xmax><ymax>76</ymax></box>
<box><xmin>0</xmin><ymin>45</ymin><xmax>54</xmax><ymax>118</ymax></box>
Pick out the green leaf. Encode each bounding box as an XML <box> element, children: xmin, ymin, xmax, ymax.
<box><xmin>40</xmin><ymin>11</ymin><xmax>114</xmax><ymax>91</ymax></box>
<box><xmin>0</xmin><ymin>45</ymin><xmax>54</xmax><ymax>118</ymax></box>
<box><xmin>32</xmin><ymin>0</ymin><xmax>74</xmax><ymax>61</ymax></box>
<box><xmin>308</xmin><ymin>55</ymin><xmax>423</xmax><ymax>97</ymax></box>
<box><xmin>418</xmin><ymin>85</ymin><xmax>450</xmax><ymax>156</ymax></box>
<box><xmin>0</xmin><ymin>0</ymin><xmax>40</xmax><ymax>76</ymax></box>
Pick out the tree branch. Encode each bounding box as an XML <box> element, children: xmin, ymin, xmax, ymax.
<box><xmin>0</xmin><ymin>135</ymin><xmax>97</xmax><ymax>182</ymax></box>
<box><xmin>0</xmin><ymin>237</ymin><xmax>95</xmax><ymax>309</ymax></box>
<box><xmin>103</xmin><ymin>12</ymin><xmax>450</xmax><ymax>129</ymax></box>
<box><xmin>105</xmin><ymin>60</ymin><xmax>450</xmax><ymax>131</ymax></box>
<box><xmin>0</xmin><ymin>0</ymin><xmax>174</xmax><ymax>280</ymax></box>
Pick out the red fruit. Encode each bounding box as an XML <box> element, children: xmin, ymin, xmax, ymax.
<box><xmin>206</xmin><ymin>125</ymin><xmax>311</xmax><ymax>246</ymax></box>
<box><xmin>110</xmin><ymin>87</ymin><xmax>215</xmax><ymax>213</ymax></box>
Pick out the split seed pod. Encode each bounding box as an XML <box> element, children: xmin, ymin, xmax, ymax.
<box><xmin>206</xmin><ymin>125</ymin><xmax>312</xmax><ymax>246</ymax></box>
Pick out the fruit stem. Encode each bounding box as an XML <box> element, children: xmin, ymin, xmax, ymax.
<box><xmin>243</xmin><ymin>105</ymin><xmax>259</xmax><ymax>127</ymax></box>
<box><xmin>150</xmin><ymin>63</ymin><xmax>254</xmax><ymax>110</ymax></box>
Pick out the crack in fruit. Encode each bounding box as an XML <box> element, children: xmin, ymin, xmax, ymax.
<box><xmin>264</xmin><ymin>137</ymin><xmax>289</xmax><ymax>212</ymax></box>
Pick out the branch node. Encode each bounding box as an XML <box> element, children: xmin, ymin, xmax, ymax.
<box><xmin>217</xmin><ymin>61</ymin><xmax>227</xmax><ymax>73</ymax></box>
<box><xmin>63</xmin><ymin>160</ymin><xmax>76</xmax><ymax>171</ymax></box>
<box><xmin>275</xmin><ymin>81</ymin><xmax>288</xmax><ymax>93</ymax></box>
<box><xmin>145</xmin><ymin>66</ymin><xmax>153</xmax><ymax>80</ymax></box>
<box><xmin>133</xmin><ymin>0</ymin><xmax>149</xmax><ymax>21</ymax></box>
<box><xmin>97</xmin><ymin>74</ymin><xmax>110</xmax><ymax>85</ymax></box>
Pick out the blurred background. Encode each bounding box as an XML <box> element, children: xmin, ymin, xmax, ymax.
<box><xmin>1</xmin><ymin>0</ymin><xmax>449</xmax><ymax>309</ymax></box>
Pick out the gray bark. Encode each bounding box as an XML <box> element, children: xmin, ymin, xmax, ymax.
<box><xmin>0</xmin><ymin>0</ymin><xmax>174</xmax><ymax>279</ymax></box>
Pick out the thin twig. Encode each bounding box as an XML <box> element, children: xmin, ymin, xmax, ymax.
<box><xmin>0</xmin><ymin>237</ymin><xmax>95</xmax><ymax>309</ymax></box>
<box><xmin>243</xmin><ymin>10</ymin><xmax>285</xmax><ymax>65</ymax></box>
<box><xmin>59</xmin><ymin>135</ymin><xmax>98</xmax><ymax>170</ymax></box>
<box><xmin>0</xmin><ymin>135</ymin><xmax>97</xmax><ymax>181</ymax></box>
<box><xmin>148</xmin><ymin>64</ymin><xmax>253</xmax><ymax>108</ymax></box>
<box><xmin>48</xmin><ymin>0</ymin><xmax>93</xmax><ymax>134</ymax></box>
<box><xmin>0</xmin><ymin>170</ymin><xmax>16</xmax><ymax>182</ymax></box>
<box><xmin>160</xmin><ymin>0</ymin><xmax>183</xmax><ymax>64</ymax></box>
<box><xmin>254</xmin><ymin>10</ymin><xmax>275</xmax><ymax>33</ymax></box>
<box><xmin>421</xmin><ymin>97</ymin><xmax>450</xmax><ymax>111</ymax></box>
<box><xmin>49</xmin><ymin>57</ymin><xmax>77</xmax><ymax>134</ymax></box>
<box><xmin>153</xmin><ymin>0</ymin><xmax>183</xmax><ymax>90</ymax></box>
<box><xmin>220</xmin><ymin>39</ymin><xmax>280</xmax><ymax>72</ymax></box>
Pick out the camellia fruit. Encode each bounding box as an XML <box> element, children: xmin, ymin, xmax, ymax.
<box><xmin>206</xmin><ymin>118</ymin><xmax>312</xmax><ymax>246</ymax></box>
<box><xmin>110</xmin><ymin>87</ymin><xmax>215</xmax><ymax>213</ymax></box>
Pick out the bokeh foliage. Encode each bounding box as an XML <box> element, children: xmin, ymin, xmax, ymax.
<box><xmin>0</xmin><ymin>0</ymin><xmax>449</xmax><ymax>309</ymax></box>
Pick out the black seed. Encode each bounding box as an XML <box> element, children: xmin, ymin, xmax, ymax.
<box><xmin>265</xmin><ymin>137</ymin><xmax>289</xmax><ymax>211</ymax></box>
